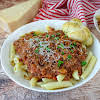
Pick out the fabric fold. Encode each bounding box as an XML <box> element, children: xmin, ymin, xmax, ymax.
<box><xmin>34</xmin><ymin>0</ymin><xmax>100</xmax><ymax>25</ymax></box>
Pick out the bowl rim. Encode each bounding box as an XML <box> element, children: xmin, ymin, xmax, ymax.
<box><xmin>1</xmin><ymin>20</ymin><xmax>100</xmax><ymax>93</ymax></box>
<box><xmin>93</xmin><ymin>9</ymin><xmax>100</xmax><ymax>33</ymax></box>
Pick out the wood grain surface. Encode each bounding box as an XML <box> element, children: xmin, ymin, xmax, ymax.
<box><xmin>0</xmin><ymin>27</ymin><xmax>100</xmax><ymax>100</ymax></box>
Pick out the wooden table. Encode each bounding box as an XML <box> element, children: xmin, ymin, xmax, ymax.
<box><xmin>0</xmin><ymin>27</ymin><xmax>100</xmax><ymax>100</ymax></box>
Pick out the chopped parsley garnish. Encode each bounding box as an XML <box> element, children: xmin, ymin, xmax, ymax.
<box><xmin>35</xmin><ymin>48</ymin><xmax>39</xmax><ymax>53</ymax></box>
<box><xmin>56</xmin><ymin>33</ymin><xmax>60</xmax><ymax>36</ymax></box>
<box><xmin>73</xmin><ymin>42</ymin><xmax>77</xmax><ymax>46</ymax></box>
<box><xmin>38</xmin><ymin>39</ymin><xmax>40</xmax><ymax>42</ymax></box>
<box><xmin>81</xmin><ymin>61</ymin><xmax>87</xmax><ymax>66</ymax></box>
<box><xmin>70</xmin><ymin>43</ymin><xmax>77</xmax><ymax>48</ymax></box>
<box><xmin>45</xmin><ymin>47</ymin><xmax>50</xmax><ymax>52</ymax></box>
<box><xmin>54</xmin><ymin>37</ymin><xmax>59</xmax><ymax>40</ymax></box>
<box><xmin>70</xmin><ymin>44</ymin><xmax>74</xmax><ymax>48</ymax></box>
<box><xmin>61</xmin><ymin>51</ymin><xmax>64</xmax><ymax>55</ymax></box>
<box><xmin>57</xmin><ymin>43</ymin><xmax>64</xmax><ymax>49</ymax></box>
<box><xmin>39</xmin><ymin>35</ymin><xmax>42</xmax><ymax>38</ymax></box>
<box><xmin>46</xmin><ymin>34</ymin><xmax>49</xmax><ymax>38</ymax></box>
<box><xmin>35</xmin><ymin>38</ymin><xmax>40</xmax><ymax>42</ymax></box>
<box><xmin>70</xmin><ymin>49</ymin><xmax>74</xmax><ymax>53</ymax></box>
<box><xmin>51</xmin><ymin>35</ymin><xmax>55</xmax><ymax>38</ymax></box>
<box><xmin>57</xmin><ymin>45</ymin><xmax>60</xmax><ymax>49</ymax></box>
<box><xmin>33</xmin><ymin>33</ymin><xmax>37</xmax><ymax>36</ymax></box>
<box><xmin>60</xmin><ymin>43</ymin><xmax>64</xmax><ymax>49</ymax></box>
<box><xmin>39</xmin><ymin>44</ymin><xmax>43</xmax><ymax>48</ymax></box>
<box><xmin>67</xmin><ymin>54</ymin><xmax>72</xmax><ymax>60</ymax></box>
<box><xmin>65</xmin><ymin>35</ymin><xmax>67</xmax><ymax>38</ymax></box>
<box><xmin>58</xmin><ymin>60</ymin><xmax>64</xmax><ymax>67</ymax></box>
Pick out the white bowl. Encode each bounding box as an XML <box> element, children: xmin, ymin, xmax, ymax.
<box><xmin>93</xmin><ymin>9</ymin><xmax>100</xmax><ymax>33</ymax></box>
<box><xmin>1</xmin><ymin>20</ymin><xmax>100</xmax><ymax>92</ymax></box>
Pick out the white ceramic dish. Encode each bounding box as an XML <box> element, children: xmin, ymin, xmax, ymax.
<box><xmin>93</xmin><ymin>9</ymin><xmax>100</xmax><ymax>33</ymax></box>
<box><xmin>1</xmin><ymin>20</ymin><xmax>100</xmax><ymax>92</ymax></box>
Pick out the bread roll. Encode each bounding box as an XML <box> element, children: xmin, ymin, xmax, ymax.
<box><xmin>62</xmin><ymin>18</ymin><xmax>93</xmax><ymax>46</ymax></box>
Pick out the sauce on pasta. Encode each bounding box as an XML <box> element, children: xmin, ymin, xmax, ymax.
<box><xmin>14</xmin><ymin>27</ymin><xmax>87</xmax><ymax>80</ymax></box>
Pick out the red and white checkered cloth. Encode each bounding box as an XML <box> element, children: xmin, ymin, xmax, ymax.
<box><xmin>34</xmin><ymin>0</ymin><xmax>100</xmax><ymax>25</ymax></box>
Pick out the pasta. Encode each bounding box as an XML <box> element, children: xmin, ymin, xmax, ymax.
<box><xmin>21</xmin><ymin>65</ymin><xmax>27</xmax><ymax>70</ymax></box>
<box><xmin>42</xmin><ymin>78</ymin><xmax>55</xmax><ymax>83</ymax></box>
<box><xmin>37</xmin><ymin>82</ymin><xmax>44</xmax><ymax>86</ymax></box>
<box><xmin>29</xmin><ymin>77</ymin><xmax>38</xmax><ymax>87</ymax></box>
<box><xmin>81</xmin><ymin>56</ymin><xmax>97</xmax><ymax>79</ymax></box>
<box><xmin>70</xmin><ymin>78</ymin><xmax>78</xmax><ymax>85</ymax></box>
<box><xmin>13</xmin><ymin>55</ymin><xmax>28</xmax><ymax>78</ymax></box>
<box><xmin>72</xmin><ymin>70</ymin><xmax>80</xmax><ymax>80</ymax></box>
<box><xmin>10</xmin><ymin>44</ymin><xmax>15</xmax><ymax>65</ymax></box>
<box><xmin>41</xmin><ymin>81</ymin><xmax>73</xmax><ymax>90</ymax></box>
<box><xmin>14</xmin><ymin>55</ymin><xmax>20</xmax><ymax>64</ymax></box>
<box><xmin>10</xmin><ymin>25</ymin><xmax>97</xmax><ymax>90</ymax></box>
<box><xmin>82</xmin><ymin>51</ymin><xmax>93</xmax><ymax>72</ymax></box>
<box><xmin>57</xmin><ymin>74</ymin><xmax>65</xmax><ymax>82</ymax></box>
<box><xmin>10</xmin><ymin>41</ymin><xmax>97</xmax><ymax>90</ymax></box>
<box><xmin>14</xmin><ymin>62</ymin><xmax>22</xmax><ymax>72</ymax></box>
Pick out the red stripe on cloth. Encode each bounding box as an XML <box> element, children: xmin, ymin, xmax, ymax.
<box><xmin>39</xmin><ymin>13</ymin><xmax>53</xmax><ymax>19</ymax></box>
<box><xmin>53</xmin><ymin>9</ymin><xmax>67</xmax><ymax>15</ymax></box>
<box><xmin>70</xmin><ymin>0</ymin><xmax>75</xmax><ymax>8</ymax></box>
<box><xmin>51</xmin><ymin>9</ymin><xmax>64</xmax><ymax>14</ymax></box>
<box><xmin>91</xmin><ymin>0</ymin><xmax>100</xmax><ymax>8</ymax></box>
<box><xmin>40</xmin><ymin>9</ymin><xmax>71</xmax><ymax>18</ymax></box>
<box><xmin>83</xmin><ymin>0</ymin><xmax>97</xmax><ymax>10</ymax></box>
<box><xmin>34</xmin><ymin>16</ymin><xmax>44</xmax><ymax>20</ymax></box>
<box><xmin>48</xmin><ymin>10</ymin><xmax>67</xmax><ymax>17</ymax></box>
<box><xmin>69</xmin><ymin>0</ymin><xmax>77</xmax><ymax>17</ymax></box>
<box><xmin>94</xmin><ymin>2</ymin><xmax>100</xmax><ymax>4</ymax></box>
<box><xmin>40</xmin><ymin>10</ymin><xmax>58</xmax><ymax>18</ymax></box>
<box><xmin>80</xmin><ymin>17</ymin><xmax>93</xmax><ymax>21</ymax></box>
<box><xmin>48</xmin><ymin>10</ymin><xmax>66</xmax><ymax>16</ymax></box>
<box><xmin>71</xmin><ymin>0</ymin><xmax>84</xmax><ymax>18</ymax></box>
<box><xmin>71</xmin><ymin>1</ymin><xmax>87</xmax><ymax>20</ymax></box>
<box><xmin>40</xmin><ymin>9</ymin><xmax>60</xmax><ymax>18</ymax></box>
<box><xmin>82</xmin><ymin>1</ymin><xmax>97</xmax><ymax>11</ymax></box>
<box><xmin>77</xmin><ymin>4</ymin><xmax>90</xmax><ymax>12</ymax></box>
<box><xmin>85</xmin><ymin>12</ymin><xmax>95</xmax><ymax>17</ymax></box>
<box><xmin>76</xmin><ymin>1</ymin><xmax>94</xmax><ymax>13</ymax></box>
<box><xmin>61</xmin><ymin>9</ymin><xmax>69</xmax><ymax>15</ymax></box>
<box><xmin>74</xmin><ymin>4</ymin><xmax>90</xmax><ymax>19</ymax></box>
<box><xmin>33</xmin><ymin>0</ymin><xmax>99</xmax><ymax>25</ymax></box>
<box><xmin>87</xmin><ymin>18</ymin><xmax>94</xmax><ymax>22</ymax></box>
<box><xmin>88</xmin><ymin>22</ymin><xmax>94</xmax><ymax>24</ymax></box>
<box><xmin>54</xmin><ymin>0</ymin><xmax>66</xmax><ymax>9</ymax></box>
<box><xmin>87</xmin><ymin>20</ymin><xmax>94</xmax><ymax>23</ymax></box>
<box><xmin>77</xmin><ymin>10</ymin><xmax>89</xmax><ymax>15</ymax></box>
<box><xmin>50</xmin><ymin>0</ymin><xmax>60</xmax><ymax>9</ymax></box>
<box><xmin>40</xmin><ymin>9</ymin><xmax>70</xmax><ymax>19</ymax></box>
<box><xmin>77</xmin><ymin>5</ymin><xmax>91</xmax><ymax>13</ymax></box>
<box><xmin>67</xmin><ymin>0</ymin><xmax>71</xmax><ymax>10</ymax></box>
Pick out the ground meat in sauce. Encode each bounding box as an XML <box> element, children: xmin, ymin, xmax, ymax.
<box><xmin>14</xmin><ymin>28</ymin><xmax>87</xmax><ymax>80</ymax></box>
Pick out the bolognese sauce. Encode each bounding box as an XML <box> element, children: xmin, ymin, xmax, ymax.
<box><xmin>14</xmin><ymin>27</ymin><xmax>87</xmax><ymax>80</ymax></box>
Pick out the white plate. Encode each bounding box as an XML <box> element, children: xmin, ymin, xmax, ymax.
<box><xmin>1</xmin><ymin>20</ymin><xmax>100</xmax><ymax>92</ymax></box>
<box><xmin>93</xmin><ymin>9</ymin><xmax>100</xmax><ymax>33</ymax></box>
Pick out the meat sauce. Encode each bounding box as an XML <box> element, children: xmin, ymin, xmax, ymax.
<box><xmin>14</xmin><ymin>27</ymin><xmax>87</xmax><ymax>80</ymax></box>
